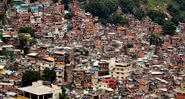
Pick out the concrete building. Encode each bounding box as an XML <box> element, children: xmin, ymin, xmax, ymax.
<box><xmin>39</xmin><ymin>56</ymin><xmax>54</xmax><ymax>71</ymax></box>
<box><xmin>64</xmin><ymin>64</ymin><xmax>74</xmax><ymax>83</ymax></box>
<box><xmin>111</xmin><ymin>63</ymin><xmax>132</xmax><ymax>80</ymax></box>
<box><xmin>18</xmin><ymin>81</ymin><xmax>61</xmax><ymax>99</ymax></box>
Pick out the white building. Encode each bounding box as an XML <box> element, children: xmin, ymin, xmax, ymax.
<box><xmin>18</xmin><ymin>81</ymin><xmax>61</xmax><ymax>99</ymax></box>
<box><xmin>111</xmin><ymin>63</ymin><xmax>132</xmax><ymax>80</ymax></box>
<box><xmin>109</xmin><ymin>58</ymin><xmax>132</xmax><ymax>80</ymax></box>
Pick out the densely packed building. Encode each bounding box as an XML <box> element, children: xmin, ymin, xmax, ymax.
<box><xmin>0</xmin><ymin>0</ymin><xmax>185</xmax><ymax>99</ymax></box>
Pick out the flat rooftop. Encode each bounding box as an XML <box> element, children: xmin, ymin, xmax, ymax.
<box><xmin>18</xmin><ymin>85</ymin><xmax>60</xmax><ymax>95</ymax></box>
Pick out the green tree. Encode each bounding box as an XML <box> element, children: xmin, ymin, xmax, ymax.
<box><xmin>167</xmin><ymin>4</ymin><xmax>180</xmax><ymax>16</ymax></box>
<box><xmin>147</xmin><ymin>10</ymin><xmax>166</xmax><ymax>25</ymax></box>
<box><xmin>112</xmin><ymin>42</ymin><xmax>120</xmax><ymax>48</ymax></box>
<box><xmin>119</xmin><ymin>0</ymin><xmax>135</xmax><ymax>13</ymax></box>
<box><xmin>43</xmin><ymin>67</ymin><xmax>56</xmax><ymax>83</ymax></box>
<box><xmin>2</xmin><ymin>50</ymin><xmax>15</xmax><ymax>62</ymax></box>
<box><xmin>167</xmin><ymin>4</ymin><xmax>183</xmax><ymax>25</ymax></box>
<box><xmin>126</xmin><ymin>43</ymin><xmax>133</xmax><ymax>48</ymax></box>
<box><xmin>0</xmin><ymin>32</ymin><xmax>3</xmax><ymax>41</ymax></box>
<box><xmin>163</xmin><ymin>21</ymin><xmax>176</xmax><ymax>35</ymax></box>
<box><xmin>176</xmin><ymin>0</ymin><xmax>185</xmax><ymax>11</ymax></box>
<box><xmin>61</xmin><ymin>0</ymin><xmax>70</xmax><ymax>10</ymax></box>
<box><xmin>28</xmin><ymin>39</ymin><xmax>37</xmax><ymax>45</ymax></box>
<box><xmin>30</xmin><ymin>0</ymin><xmax>37</xmax><ymax>3</ymax></box>
<box><xmin>18</xmin><ymin>34</ymin><xmax>30</xmax><ymax>55</ymax></box>
<box><xmin>61</xmin><ymin>0</ymin><xmax>69</xmax><ymax>5</ymax></box>
<box><xmin>149</xmin><ymin>33</ymin><xmax>163</xmax><ymax>46</ymax></box>
<box><xmin>7</xmin><ymin>0</ymin><xmax>11</xmax><ymax>4</ymax></box>
<box><xmin>108</xmin><ymin>13</ymin><xmax>128</xmax><ymax>26</ymax></box>
<box><xmin>85</xmin><ymin>1</ymin><xmax>108</xmax><ymax>18</ymax></box>
<box><xmin>18</xmin><ymin>27</ymin><xmax>37</xmax><ymax>55</ymax></box>
<box><xmin>85</xmin><ymin>0</ymin><xmax>118</xmax><ymax>18</ymax></box>
<box><xmin>166</xmin><ymin>1</ymin><xmax>185</xmax><ymax>25</ymax></box>
<box><xmin>19</xmin><ymin>27</ymin><xmax>35</xmax><ymax>37</ymax></box>
<box><xmin>59</xmin><ymin>87</ymin><xmax>69</xmax><ymax>99</ymax></box>
<box><xmin>22</xmin><ymin>70</ymin><xmax>41</xmax><ymax>87</ymax></box>
<box><xmin>28</xmin><ymin>8</ymin><xmax>32</xmax><ymax>12</ymax></box>
<box><xmin>104</xmin><ymin>0</ymin><xmax>118</xmax><ymax>15</ymax></box>
<box><xmin>64</xmin><ymin>13</ymin><xmax>73</xmax><ymax>20</ymax></box>
<box><xmin>171</xmin><ymin>15</ymin><xmax>185</xmax><ymax>25</ymax></box>
<box><xmin>133</xmin><ymin>8</ymin><xmax>145</xmax><ymax>20</ymax></box>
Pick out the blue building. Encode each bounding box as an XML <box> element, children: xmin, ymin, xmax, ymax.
<box><xmin>31</xmin><ymin>5</ymin><xmax>43</xmax><ymax>13</ymax></box>
<box><xmin>16</xmin><ymin>4</ymin><xmax>29</xmax><ymax>13</ymax></box>
<box><xmin>12</xmin><ymin>0</ymin><xmax>24</xmax><ymax>6</ymax></box>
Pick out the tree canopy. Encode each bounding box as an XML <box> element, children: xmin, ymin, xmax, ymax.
<box><xmin>18</xmin><ymin>34</ymin><xmax>27</xmax><ymax>49</ymax></box>
<box><xmin>22</xmin><ymin>70</ymin><xmax>41</xmax><ymax>87</ymax></box>
<box><xmin>59</xmin><ymin>87</ymin><xmax>69</xmax><ymax>99</ymax></box>
<box><xmin>79</xmin><ymin>0</ymin><xmax>184</xmax><ymax>33</ymax></box>
<box><xmin>176</xmin><ymin>0</ymin><xmax>185</xmax><ymax>11</ymax></box>
<box><xmin>149</xmin><ymin>33</ymin><xmax>163</xmax><ymax>46</ymax></box>
<box><xmin>18</xmin><ymin>34</ymin><xmax>30</xmax><ymax>55</ymax></box>
<box><xmin>133</xmin><ymin>8</ymin><xmax>145</xmax><ymax>20</ymax></box>
<box><xmin>18</xmin><ymin>27</ymin><xmax>37</xmax><ymax>55</ymax></box>
<box><xmin>100</xmin><ymin>13</ymin><xmax>128</xmax><ymax>26</ymax></box>
<box><xmin>112</xmin><ymin>42</ymin><xmax>120</xmax><ymax>48</ymax></box>
<box><xmin>64</xmin><ymin>13</ymin><xmax>73</xmax><ymax>20</ymax></box>
<box><xmin>126</xmin><ymin>43</ymin><xmax>133</xmax><ymax>48</ymax></box>
<box><xmin>147</xmin><ymin>10</ymin><xmax>167</xmax><ymax>25</ymax></box>
<box><xmin>0</xmin><ymin>32</ymin><xmax>2</xmax><ymax>40</ymax></box>
<box><xmin>167</xmin><ymin>4</ymin><xmax>185</xmax><ymax>25</ymax></box>
<box><xmin>108</xmin><ymin>13</ymin><xmax>128</xmax><ymax>26</ymax></box>
<box><xmin>163</xmin><ymin>21</ymin><xmax>176</xmax><ymax>35</ymax></box>
<box><xmin>30</xmin><ymin>0</ymin><xmax>37</xmax><ymax>3</ymax></box>
<box><xmin>2</xmin><ymin>50</ymin><xmax>15</xmax><ymax>62</ymax></box>
<box><xmin>84</xmin><ymin>0</ymin><xmax>118</xmax><ymax>18</ymax></box>
<box><xmin>43</xmin><ymin>67</ymin><xmax>56</xmax><ymax>83</ymax></box>
<box><xmin>19</xmin><ymin>27</ymin><xmax>35</xmax><ymax>37</ymax></box>
<box><xmin>61</xmin><ymin>0</ymin><xmax>70</xmax><ymax>5</ymax></box>
<box><xmin>119</xmin><ymin>0</ymin><xmax>135</xmax><ymax>13</ymax></box>
<box><xmin>61</xmin><ymin>0</ymin><xmax>70</xmax><ymax>10</ymax></box>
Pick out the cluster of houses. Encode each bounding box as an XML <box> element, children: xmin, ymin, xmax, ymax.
<box><xmin>0</xmin><ymin>0</ymin><xmax>185</xmax><ymax>99</ymax></box>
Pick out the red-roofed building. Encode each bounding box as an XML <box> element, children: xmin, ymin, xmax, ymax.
<box><xmin>19</xmin><ymin>13</ymin><xmax>32</xmax><ymax>21</ymax></box>
<box><xmin>55</xmin><ymin>5</ymin><xmax>64</xmax><ymax>12</ymax></box>
<box><xmin>71</xmin><ymin>6</ymin><xmax>80</xmax><ymax>15</ymax></box>
<box><xmin>100</xmin><ymin>78</ymin><xmax>116</xmax><ymax>88</ymax></box>
<box><xmin>138</xmin><ymin>51</ymin><xmax>145</xmax><ymax>58</ymax></box>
